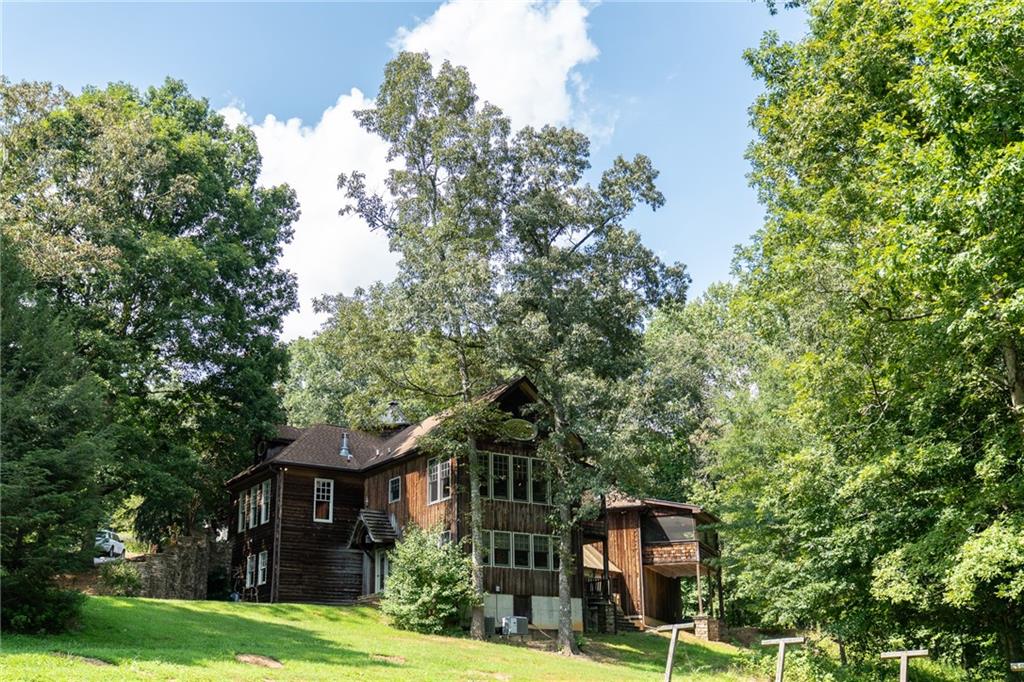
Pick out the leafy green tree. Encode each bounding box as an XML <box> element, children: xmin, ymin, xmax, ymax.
<box><xmin>1</xmin><ymin>78</ymin><xmax>298</xmax><ymax>543</ymax></box>
<box><xmin>496</xmin><ymin>126</ymin><xmax>687</xmax><ymax>653</ymax></box>
<box><xmin>379</xmin><ymin>525</ymin><xmax>479</xmax><ymax>634</ymax></box>
<box><xmin>0</xmin><ymin>242</ymin><xmax>112</xmax><ymax>632</ymax></box>
<box><xmin>338</xmin><ymin>53</ymin><xmax>508</xmax><ymax>639</ymax></box>
<box><xmin>701</xmin><ymin>0</ymin><xmax>1024</xmax><ymax>673</ymax></box>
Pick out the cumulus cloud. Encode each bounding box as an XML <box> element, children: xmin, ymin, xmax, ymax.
<box><xmin>221</xmin><ymin>91</ymin><xmax>396</xmax><ymax>341</ymax></box>
<box><xmin>393</xmin><ymin>0</ymin><xmax>607</xmax><ymax>135</ymax></box>
<box><xmin>223</xmin><ymin>1</ymin><xmax>608</xmax><ymax>340</ymax></box>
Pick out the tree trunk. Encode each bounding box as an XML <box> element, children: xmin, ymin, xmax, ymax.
<box><xmin>556</xmin><ymin>501</ymin><xmax>579</xmax><ymax>655</ymax></box>
<box><xmin>467</xmin><ymin>436</ymin><xmax>486</xmax><ymax>640</ymax></box>
<box><xmin>1002</xmin><ymin>339</ymin><xmax>1024</xmax><ymax>426</ymax></box>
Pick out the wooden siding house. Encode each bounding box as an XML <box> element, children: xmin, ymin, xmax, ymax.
<box><xmin>226</xmin><ymin>376</ymin><xmax>722</xmax><ymax>637</ymax></box>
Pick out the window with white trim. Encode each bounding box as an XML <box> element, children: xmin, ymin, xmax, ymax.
<box><xmin>531</xmin><ymin>459</ymin><xmax>548</xmax><ymax>504</ymax></box>
<box><xmin>248</xmin><ymin>484</ymin><xmax>258</xmax><ymax>528</ymax></box>
<box><xmin>512</xmin><ymin>456</ymin><xmax>530</xmax><ymax>502</ymax></box>
<box><xmin>492</xmin><ymin>531</ymin><xmax>511</xmax><ymax>567</ymax></box>
<box><xmin>491</xmin><ymin>454</ymin><xmax>509</xmax><ymax>500</ymax></box>
<box><xmin>237</xmin><ymin>490</ymin><xmax>246</xmax><ymax>532</ymax></box>
<box><xmin>532</xmin><ymin>535</ymin><xmax>551</xmax><ymax>570</ymax></box>
<box><xmin>245</xmin><ymin>554</ymin><xmax>256</xmax><ymax>588</ymax></box>
<box><xmin>438</xmin><ymin>530</ymin><xmax>452</xmax><ymax>545</ymax></box>
<box><xmin>552</xmin><ymin>536</ymin><xmax>561</xmax><ymax>571</ymax></box>
<box><xmin>388</xmin><ymin>476</ymin><xmax>401</xmax><ymax>504</ymax></box>
<box><xmin>260</xmin><ymin>479</ymin><xmax>271</xmax><ymax>524</ymax></box>
<box><xmin>257</xmin><ymin>550</ymin><xmax>268</xmax><ymax>585</ymax></box>
<box><xmin>313</xmin><ymin>478</ymin><xmax>334</xmax><ymax>522</ymax></box>
<box><xmin>513</xmin><ymin>533</ymin><xmax>531</xmax><ymax>568</ymax></box>
<box><xmin>481</xmin><ymin>530</ymin><xmax>492</xmax><ymax>566</ymax></box>
<box><xmin>427</xmin><ymin>457</ymin><xmax>451</xmax><ymax>504</ymax></box>
<box><xmin>477</xmin><ymin>452</ymin><xmax>491</xmax><ymax>498</ymax></box>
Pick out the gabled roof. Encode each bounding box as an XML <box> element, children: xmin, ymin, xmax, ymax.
<box><xmin>227</xmin><ymin>377</ymin><xmax>540</xmax><ymax>487</ymax></box>
<box><xmin>605</xmin><ymin>492</ymin><xmax>720</xmax><ymax>524</ymax></box>
<box><xmin>348</xmin><ymin>509</ymin><xmax>398</xmax><ymax>546</ymax></box>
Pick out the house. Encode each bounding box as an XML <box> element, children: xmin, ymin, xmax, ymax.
<box><xmin>226</xmin><ymin>376</ymin><xmax>724</xmax><ymax>638</ymax></box>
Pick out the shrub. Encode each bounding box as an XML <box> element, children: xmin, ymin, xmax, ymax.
<box><xmin>379</xmin><ymin>525</ymin><xmax>479</xmax><ymax>634</ymax></box>
<box><xmin>1</xmin><ymin>576</ymin><xmax>86</xmax><ymax>634</ymax></box>
<box><xmin>96</xmin><ymin>560</ymin><xmax>142</xmax><ymax>597</ymax></box>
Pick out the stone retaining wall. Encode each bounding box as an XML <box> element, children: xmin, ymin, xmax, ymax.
<box><xmin>130</xmin><ymin>535</ymin><xmax>230</xmax><ymax>600</ymax></box>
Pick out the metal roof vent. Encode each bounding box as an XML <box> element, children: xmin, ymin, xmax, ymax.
<box><xmin>340</xmin><ymin>431</ymin><xmax>352</xmax><ymax>462</ymax></box>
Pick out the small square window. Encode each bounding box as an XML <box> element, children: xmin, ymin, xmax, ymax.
<box><xmin>388</xmin><ymin>476</ymin><xmax>401</xmax><ymax>504</ymax></box>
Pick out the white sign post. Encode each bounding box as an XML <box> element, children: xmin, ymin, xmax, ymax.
<box><xmin>881</xmin><ymin>649</ymin><xmax>929</xmax><ymax>682</ymax></box>
<box><xmin>761</xmin><ymin>637</ymin><xmax>805</xmax><ymax>682</ymax></box>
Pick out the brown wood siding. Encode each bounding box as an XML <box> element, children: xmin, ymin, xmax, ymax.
<box><xmin>365</xmin><ymin>455</ymin><xmax>455</xmax><ymax>533</ymax></box>
<box><xmin>643</xmin><ymin>569</ymin><xmax>681</xmax><ymax>624</ymax></box>
<box><xmin>606</xmin><ymin>509</ymin><xmax>644</xmax><ymax>616</ymax></box>
<box><xmin>275</xmin><ymin>467</ymin><xmax>364</xmax><ymax>604</ymax></box>
<box><xmin>230</xmin><ymin>476</ymin><xmax>276</xmax><ymax>602</ymax></box>
<box><xmin>643</xmin><ymin>541</ymin><xmax>699</xmax><ymax>565</ymax></box>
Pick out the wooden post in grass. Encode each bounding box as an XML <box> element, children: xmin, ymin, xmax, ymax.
<box><xmin>880</xmin><ymin>649</ymin><xmax>928</xmax><ymax>682</ymax></box>
<box><xmin>663</xmin><ymin>624</ymin><xmax>685</xmax><ymax>682</ymax></box>
<box><xmin>761</xmin><ymin>637</ymin><xmax>805</xmax><ymax>682</ymax></box>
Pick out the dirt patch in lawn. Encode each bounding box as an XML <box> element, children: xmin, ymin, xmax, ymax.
<box><xmin>464</xmin><ymin>672</ymin><xmax>511</xmax><ymax>681</ymax></box>
<box><xmin>370</xmin><ymin>653</ymin><xmax>406</xmax><ymax>664</ymax></box>
<box><xmin>51</xmin><ymin>652</ymin><xmax>112</xmax><ymax>666</ymax></box>
<box><xmin>235</xmin><ymin>653</ymin><xmax>283</xmax><ymax>668</ymax></box>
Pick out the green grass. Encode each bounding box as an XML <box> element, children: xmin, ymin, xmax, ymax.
<box><xmin>0</xmin><ymin>597</ymin><xmax>753</xmax><ymax>681</ymax></box>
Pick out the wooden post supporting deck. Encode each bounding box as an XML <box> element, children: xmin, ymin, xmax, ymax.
<box><xmin>880</xmin><ymin>649</ymin><xmax>928</xmax><ymax>682</ymax></box>
<box><xmin>761</xmin><ymin>637</ymin><xmax>805</xmax><ymax>682</ymax></box>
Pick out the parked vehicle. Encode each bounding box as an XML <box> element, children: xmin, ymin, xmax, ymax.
<box><xmin>95</xmin><ymin>529</ymin><xmax>126</xmax><ymax>558</ymax></box>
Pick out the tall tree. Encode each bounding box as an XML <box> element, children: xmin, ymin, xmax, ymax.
<box><xmin>497</xmin><ymin>126</ymin><xmax>687</xmax><ymax>653</ymax></box>
<box><xmin>2</xmin><ymin>78</ymin><xmax>298</xmax><ymax>542</ymax></box>
<box><xmin>0</xmin><ymin>241</ymin><xmax>112</xmax><ymax>632</ymax></box>
<box><xmin>338</xmin><ymin>53</ymin><xmax>509</xmax><ymax>639</ymax></box>
<box><xmin>707</xmin><ymin>0</ymin><xmax>1024</xmax><ymax>672</ymax></box>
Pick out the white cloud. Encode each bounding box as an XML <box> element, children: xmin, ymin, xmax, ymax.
<box><xmin>393</xmin><ymin>0</ymin><xmax>607</xmax><ymax>136</ymax></box>
<box><xmin>223</xmin><ymin>1</ymin><xmax>608</xmax><ymax>340</ymax></box>
<box><xmin>221</xmin><ymin>91</ymin><xmax>396</xmax><ymax>341</ymax></box>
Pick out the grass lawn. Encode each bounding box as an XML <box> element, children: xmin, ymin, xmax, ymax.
<box><xmin>0</xmin><ymin>597</ymin><xmax>753</xmax><ymax>681</ymax></box>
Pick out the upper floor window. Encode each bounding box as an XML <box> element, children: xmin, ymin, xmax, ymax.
<box><xmin>491</xmin><ymin>454</ymin><xmax>509</xmax><ymax>500</ymax></box>
<box><xmin>237</xmin><ymin>490</ymin><xmax>247</xmax><ymax>532</ymax></box>
<box><xmin>248</xmin><ymin>484</ymin><xmax>258</xmax><ymax>528</ymax></box>
<box><xmin>642</xmin><ymin>513</ymin><xmax>695</xmax><ymax>544</ymax></box>
<box><xmin>427</xmin><ymin>457</ymin><xmax>451</xmax><ymax>504</ymax></box>
<box><xmin>492</xmin><ymin>531</ymin><xmax>511</xmax><ymax>567</ymax></box>
<box><xmin>259</xmin><ymin>479</ymin><xmax>271</xmax><ymax>525</ymax></box>
<box><xmin>388</xmin><ymin>476</ymin><xmax>401</xmax><ymax>504</ymax></box>
<box><xmin>532</xmin><ymin>535</ymin><xmax>551</xmax><ymax>570</ymax></box>
<box><xmin>313</xmin><ymin>478</ymin><xmax>334</xmax><ymax>522</ymax></box>
<box><xmin>480</xmin><ymin>453</ymin><xmax>549</xmax><ymax>505</ymax></box>
<box><xmin>511</xmin><ymin>457</ymin><xmax>530</xmax><ymax>502</ymax></box>
<box><xmin>513</xmin><ymin>533</ymin><xmax>531</xmax><ymax>569</ymax></box>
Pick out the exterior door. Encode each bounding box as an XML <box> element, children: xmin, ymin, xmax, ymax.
<box><xmin>374</xmin><ymin>549</ymin><xmax>389</xmax><ymax>593</ymax></box>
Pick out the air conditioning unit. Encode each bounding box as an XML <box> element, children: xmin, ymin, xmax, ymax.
<box><xmin>502</xmin><ymin>616</ymin><xmax>528</xmax><ymax>636</ymax></box>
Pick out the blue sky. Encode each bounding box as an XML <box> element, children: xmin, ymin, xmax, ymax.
<box><xmin>4</xmin><ymin>1</ymin><xmax>808</xmax><ymax>338</ymax></box>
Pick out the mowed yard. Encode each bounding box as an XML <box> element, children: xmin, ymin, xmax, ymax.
<box><xmin>0</xmin><ymin>597</ymin><xmax>752</xmax><ymax>681</ymax></box>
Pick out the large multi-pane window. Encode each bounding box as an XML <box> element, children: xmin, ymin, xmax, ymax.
<box><xmin>260</xmin><ymin>479</ymin><xmax>271</xmax><ymax>525</ymax></box>
<box><xmin>245</xmin><ymin>554</ymin><xmax>256</xmax><ymax>588</ymax></box>
<box><xmin>532</xmin><ymin>535</ymin><xmax>551</xmax><ymax>570</ymax></box>
<box><xmin>492</xmin><ymin>531</ymin><xmax>511</xmax><ymax>567</ymax></box>
<box><xmin>641</xmin><ymin>514</ymin><xmax>696</xmax><ymax>544</ymax></box>
<box><xmin>313</xmin><ymin>478</ymin><xmax>334</xmax><ymax>522</ymax></box>
<box><xmin>530</xmin><ymin>460</ymin><xmax>548</xmax><ymax>504</ymax></box>
<box><xmin>237</xmin><ymin>490</ymin><xmax>247</xmax><ymax>532</ymax></box>
<box><xmin>248</xmin><ymin>484</ymin><xmax>258</xmax><ymax>528</ymax></box>
<box><xmin>478</xmin><ymin>453</ymin><xmax>549</xmax><ymax>505</ymax></box>
<box><xmin>513</xmin><ymin>533</ymin><xmax>531</xmax><ymax>568</ymax></box>
<box><xmin>511</xmin><ymin>457</ymin><xmax>530</xmax><ymax>502</ymax></box>
<box><xmin>480</xmin><ymin>530</ymin><xmax>492</xmax><ymax>566</ymax></box>
<box><xmin>427</xmin><ymin>457</ymin><xmax>451</xmax><ymax>504</ymax></box>
<box><xmin>490</xmin><ymin>454</ymin><xmax>509</xmax><ymax>500</ymax></box>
